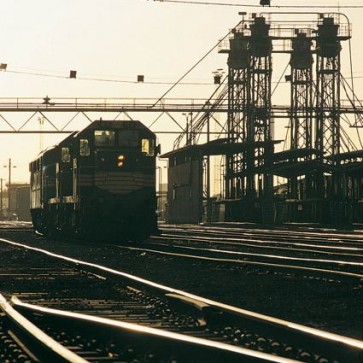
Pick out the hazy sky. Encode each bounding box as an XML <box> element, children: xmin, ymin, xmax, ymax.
<box><xmin>0</xmin><ymin>0</ymin><xmax>363</xmax><ymax>183</ymax></box>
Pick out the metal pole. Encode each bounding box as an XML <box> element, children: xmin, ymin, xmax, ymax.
<box><xmin>0</xmin><ymin>178</ymin><xmax>3</xmax><ymax>217</ymax></box>
<box><xmin>156</xmin><ymin>166</ymin><xmax>161</xmax><ymax>215</ymax></box>
<box><xmin>157</xmin><ymin>166</ymin><xmax>162</xmax><ymax>198</ymax></box>
<box><xmin>8</xmin><ymin>159</ymin><xmax>11</xmax><ymax>212</ymax></box>
<box><xmin>159</xmin><ymin>167</ymin><xmax>162</xmax><ymax>197</ymax></box>
<box><xmin>206</xmin><ymin>110</ymin><xmax>211</xmax><ymax>223</ymax></box>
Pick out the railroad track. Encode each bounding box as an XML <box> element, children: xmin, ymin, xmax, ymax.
<box><xmin>0</xmin><ymin>236</ymin><xmax>362</xmax><ymax>362</ymax></box>
<box><xmin>4</xmin><ymin>294</ymin><xmax>289</xmax><ymax>363</ymax></box>
<box><xmin>123</xmin><ymin>240</ymin><xmax>363</xmax><ymax>279</ymax></box>
<box><xmin>146</xmin><ymin>224</ymin><xmax>363</xmax><ymax>277</ymax></box>
<box><xmin>159</xmin><ymin>223</ymin><xmax>363</xmax><ymax>248</ymax></box>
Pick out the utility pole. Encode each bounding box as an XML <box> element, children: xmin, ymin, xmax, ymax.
<box><xmin>7</xmin><ymin>159</ymin><xmax>12</xmax><ymax>213</ymax></box>
<box><xmin>3</xmin><ymin>159</ymin><xmax>16</xmax><ymax>213</ymax></box>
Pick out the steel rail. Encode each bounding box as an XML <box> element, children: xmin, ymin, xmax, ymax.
<box><xmin>0</xmin><ymin>294</ymin><xmax>88</xmax><ymax>363</ymax></box>
<box><xmin>113</xmin><ymin>244</ymin><xmax>363</xmax><ymax>279</ymax></box>
<box><xmin>150</xmin><ymin>235</ymin><xmax>363</xmax><ymax>262</ymax></box>
<box><xmin>198</xmin><ymin>224</ymin><xmax>363</xmax><ymax>240</ymax></box>
<box><xmin>11</xmin><ymin>296</ymin><xmax>300</xmax><ymax>363</ymax></box>
<box><xmin>161</xmin><ymin>224</ymin><xmax>363</xmax><ymax>247</ymax></box>
<box><xmin>157</xmin><ymin>229</ymin><xmax>363</xmax><ymax>253</ymax></box>
<box><xmin>154</xmin><ymin>234</ymin><xmax>363</xmax><ymax>257</ymax></box>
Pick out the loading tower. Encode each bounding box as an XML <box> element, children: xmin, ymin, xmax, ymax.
<box><xmin>219</xmin><ymin>13</ymin><xmax>351</xmax><ymax>223</ymax></box>
<box><xmin>223</xmin><ymin>15</ymin><xmax>274</xmax><ymax>222</ymax></box>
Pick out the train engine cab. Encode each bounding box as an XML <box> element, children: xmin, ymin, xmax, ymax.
<box><xmin>30</xmin><ymin>120</ymin><xmax>159</xmax><ymax>242</ymax></box>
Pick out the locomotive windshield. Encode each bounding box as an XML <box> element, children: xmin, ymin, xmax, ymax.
<box><xmin>94</xmin><ymin>130</ymin><xmax>115</xmax><ymax>146</ymax></box>
<box><xmin>118</xmin><ymin>130</ymin><xmax>138</xmax><ymax>147</ymax></box>
<box><xmin>94</xmin><ymin>128</ymin><xmax>155</xmax><ymax>156</ymax></box>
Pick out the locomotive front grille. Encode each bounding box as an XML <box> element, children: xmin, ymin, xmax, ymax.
<box><xmin>94</xmin><ymin>171</ymin><xmax>154</xmax><ymax>194</ymax></box>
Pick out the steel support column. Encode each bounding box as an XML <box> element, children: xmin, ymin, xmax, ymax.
<box><xmin>248</xmin><ymin>17</ymin><xmax>273</xmax><ymax>222</ymax></box>
<box><xmin>289</xmin><ymin>32</ymin><xmax>313</xmax><ymax>200</ymax></box>
<box><xmin>315</xmin><ymin>17</ymin><xmax>342</xmax><ymax>201</ymax></box>
<box><xmin>225</xmin><ymin>32</ymin><xmax>250</xmax><ymax>200</ymax></box>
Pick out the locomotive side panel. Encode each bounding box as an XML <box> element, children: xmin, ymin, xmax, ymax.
<box><xmin>29</xmin><ymin>158</ymin><xmax>43</xmax><ymax>232</ymax></box>
<box><xmin>30</xmin><ymin>159</ymin><xmax>42</xmax><ymax>210</ymax></box>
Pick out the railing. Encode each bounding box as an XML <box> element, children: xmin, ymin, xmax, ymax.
<box><xmin>0</xmin><ymin>98</ymin><xmax>362</xmax><ymax>114</ymax></box>
<box><xmin>0</xmin><ymin>97</ymin><xmax>229</xmax><ymax>112</ymax></box>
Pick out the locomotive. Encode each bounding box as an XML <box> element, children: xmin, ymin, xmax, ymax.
<box><xmin>29</xmin><ymin>120</ymin><xmax>159</xmax><ymax>241</ymax></box>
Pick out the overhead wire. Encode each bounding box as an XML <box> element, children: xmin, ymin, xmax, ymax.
<box><xmin>3</xmin><ymin>64</ymin><xmax>363</xmax><ymax>86</ymax></box>
<box><xmin>152</xmin><ymin>0</ymin><xmax>363</xmax><ymax>8</ymax></box>
<box><xmin>340</xmin><ymin>75</ymin><xmax>363</xmax><ymax>149</ymax></box>
<box><xmin>346</xmin><ymin>37</ymin><xmax>363</xmax><ymax>149</ymax></box>
<box><xmin>6</xmin><ymin>67</ymin><xmax>344</xmax><ymax>85</ymax></box>
<box><xmin>3</xmin><ymin>69</ymin><xmax>214</xmax><ymax>86</ymax></box>
<box><xmin>151</xmin><ymin>23</ymin><xmax>241</xmax><ymax>107</ymax></box>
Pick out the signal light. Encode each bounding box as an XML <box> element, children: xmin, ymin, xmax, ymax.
<box><xmin>260</xmin><ymin>0</ymin><xmax>270</xmax><ymax>5</ymax></box>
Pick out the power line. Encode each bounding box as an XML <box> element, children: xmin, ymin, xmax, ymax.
<box><xmin>151</xmin><ymin>23</ymin><xmax>242</xmax><ymax>106</ymax></box>
<box><xmin>3</xmin><ymin>69</ymin><xmax>214</xmax><ymax>86</ymax></box>
<box><xmin>152</xmin><ymin>0</ymin><xmax>363</xmax><ymax>8</ymax></box>
<box><xmin>4</xmin><ymin>67</ymin><xmax>363</xmax><ymax>85</ymax></box>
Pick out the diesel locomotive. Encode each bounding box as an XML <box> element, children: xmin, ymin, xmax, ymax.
<box><xmin>29</xmin><ymin>120</ymin><xmax>159</xmax><ymax>241</ymax></box>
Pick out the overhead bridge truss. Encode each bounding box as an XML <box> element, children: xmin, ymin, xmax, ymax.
<box><xmin>0</xmin><ymin>97</ymin><xmax>362</xmax><ymax>134</ymax></box>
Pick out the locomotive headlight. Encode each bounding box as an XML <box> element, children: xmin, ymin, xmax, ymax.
<box><xmin>117</xmin><ymin>154</ymin><xmax>125</xmax><ymax>167</ymax></box>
